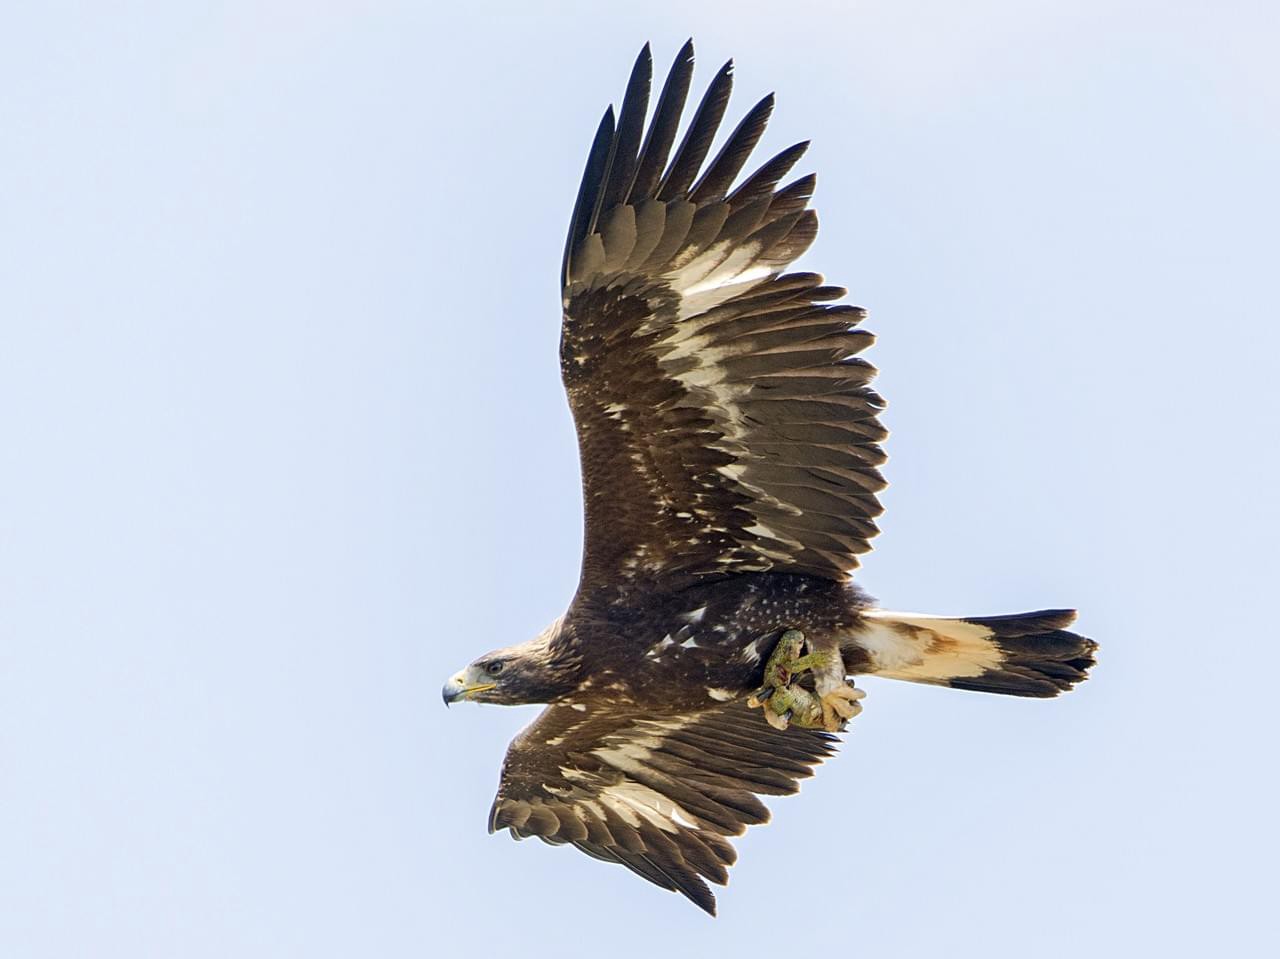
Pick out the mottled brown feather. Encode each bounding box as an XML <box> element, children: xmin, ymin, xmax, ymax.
<box><xmin>488</xmin><ymin>702</ymin><xmax>836</xmax><ymax>915</ymax></box>
<box><xmin>560</xmin><ymin>43</ymin><xmax>887</xmax><ymax>596</ymax></box>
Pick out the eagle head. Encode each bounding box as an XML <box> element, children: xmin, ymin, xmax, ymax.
<box><xmin>442</xmin><ymin>617</ymin><xmax>576</xmax><ymax>706</ymax></box>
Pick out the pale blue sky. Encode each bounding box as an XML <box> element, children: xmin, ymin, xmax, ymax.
<box><xmin>3</xmin><ymin>2</ymin><xmax>1278</xmax><ymax>956</ymax></box>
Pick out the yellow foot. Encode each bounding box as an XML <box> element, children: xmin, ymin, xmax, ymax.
<box><xmin>819</xmin><ymin>685</ymin><xmax>866</xmax><ymax>732</ymax></box>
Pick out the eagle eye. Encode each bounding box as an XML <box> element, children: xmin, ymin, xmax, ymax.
<box><xmin>486</xmin><ymin>661</ymin><xmax>505</xmax><ymax>676</ymax></box>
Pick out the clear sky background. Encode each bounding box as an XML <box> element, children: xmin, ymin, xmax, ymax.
<box><xmin>3</xmin><ymin>1</ymin><xmax>1278</xmax><ymax>956</ymax></box>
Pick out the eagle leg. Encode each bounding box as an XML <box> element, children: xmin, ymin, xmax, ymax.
<box><xmin>747</xmin><ymin>629</ymin><xmax>865</xmax><ymax>732</ymax></box>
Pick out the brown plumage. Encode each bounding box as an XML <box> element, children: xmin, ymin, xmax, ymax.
<box><xmin>563</xmin><ymin>43</ymin><xmax>884</xmax><ymax>592</ymax></box>
<box><xmin>441</xmin><ymin>41</ymin><xmax>1097</xmax><ymax>916</ymax></box>
<box><xmin>489</xmin><ymin>701</ymin><xmax>835</xmax><ymax>914</ymax></box>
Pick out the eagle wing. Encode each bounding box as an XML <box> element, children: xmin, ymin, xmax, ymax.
<box><xmin>562</xmin><ymin>42</ymin><xmax>887</xmax><ymax>594</ymax></box>
<box><xmin>488</xmin><ymin>700</ymin><xmax>836</xmax><ymax>915</ymax></box>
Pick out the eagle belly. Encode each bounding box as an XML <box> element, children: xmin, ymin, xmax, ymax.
<box><xmin>576</xmin><ymin>573</ymin><xmax>871</xmax><ymax>709</ymax></box>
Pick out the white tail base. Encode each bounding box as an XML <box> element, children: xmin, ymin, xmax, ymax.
<box><xmin>854</xmin><ymin>611</ymin><xmax>1003</xmax><ymax>683</ymax></box>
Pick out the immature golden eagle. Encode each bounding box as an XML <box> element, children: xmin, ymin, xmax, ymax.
<box><xmin>442</xmin><ymin>41</ymin><xmax>1096</xmax><ymax>915</ymax></box>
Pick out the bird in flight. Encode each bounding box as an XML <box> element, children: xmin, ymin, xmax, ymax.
<box><xmin>442</xmin><ymin>40</ymin><xmax>1097</xmax><ymax>915</ymax></box>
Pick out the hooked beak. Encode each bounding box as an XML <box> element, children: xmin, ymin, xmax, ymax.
<box><xmin>442</xmin><ymin>670</ymin><xmax>496</xmax><ymax>707</ymax></box>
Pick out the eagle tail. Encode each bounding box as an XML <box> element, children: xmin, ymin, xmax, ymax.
<box><xmin>851</xmin><ymin>608</ymin><xmax>1096</xmax><ymax>697</ymax></box>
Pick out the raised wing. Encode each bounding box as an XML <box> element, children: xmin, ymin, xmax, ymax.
<box><xmin>561</xmin><ymin>42</ymin><xmax>887</xmax><ymax>594</ymax></box>
<box><xmin>488</xmin><ymin>700</ymin><xmax>836</xmax><ymax>914</ymax></box>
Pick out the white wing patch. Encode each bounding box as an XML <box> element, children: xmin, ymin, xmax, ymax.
<box><xmin>674</xmin><ymin>262</ymin><xmax>775</xmax><ymax>320</ymax></box>
<box><xmin>650</xmin><ymin>311</ymin><xmax>811</xmax><ymax>565</ymax></box>
<box><xmin>594</xmin><ymin>741</ymin><xmax>701</xmax><ymax>833</ymax></box>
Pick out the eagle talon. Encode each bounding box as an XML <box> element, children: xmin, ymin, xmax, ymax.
<box><xmin>819</xmin><ymin>685</ymin><xmax>866</xmax><ymax>732</ymax></box>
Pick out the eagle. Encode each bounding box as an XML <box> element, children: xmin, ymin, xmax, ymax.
<box><xmin>442</xmin><ymin>41</ymin><xmax>1097</xmax><ymax>915</ymax></box>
